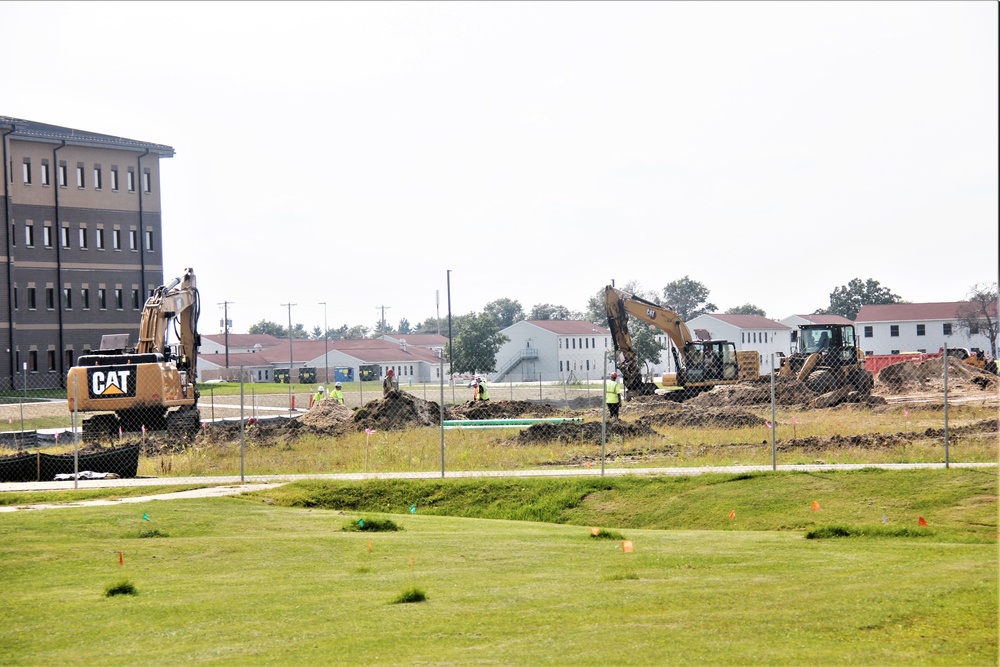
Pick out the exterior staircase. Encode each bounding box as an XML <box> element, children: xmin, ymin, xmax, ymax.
<box><xmin>493</xmin><ymin>347</ymin><xmax>538</xmax><ymax>382</ymax></box>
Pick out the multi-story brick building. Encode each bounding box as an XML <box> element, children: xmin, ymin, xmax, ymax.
<box><xmin>1</xmin><ymin>116</ymin><xmax>174</xmax><ymax>387</ymax></box>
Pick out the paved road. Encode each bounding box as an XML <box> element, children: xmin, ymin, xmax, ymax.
<box><xmin>2</xmin><ymin>462</ymin><xmax>996</xmax><ymax>513</ymax></box>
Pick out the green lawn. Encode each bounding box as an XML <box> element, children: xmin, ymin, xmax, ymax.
<box><xmin>0</xmin><ymin>470</ymin><xmax>996</xmax><ymax>665</ymax></box>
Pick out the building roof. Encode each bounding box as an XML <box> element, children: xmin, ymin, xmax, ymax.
<box><xmin>517</xmin><ymin>320</ymin><xmax>610</xmax><ymax>335</ymax></box>
<box><xmin>790</xmin><ymin>314</ymin><xmax>854</xmax><ymax>325</ymax></box>
<box><xmin>699</xmin><ymin>314</ymin><xmax>790</xmax><ymax>330</ymax></box>
<box><xmin>254</xmin><ymin>338</ymin><xmax>441</xmax><ymax>365</ymax></box>
<box><xmin>380</xmin><ymin>333</ymin><xmax>448</xmax><ymax>346</ymax></box>
<box><xmin>200</xmin><ymin>351</ymin><xmax>274</xmax><ymax>368</ymax></box>
<box><xmin>855</xmin><ymin>301</ymin><xmax>995</xmax><ymax>323</ymax></box>
<box><xmin>201</xmin><ymin>333</ymin><xmax>284</xmax><ymax>349</ymax></box>
<box><xmin>1</xmin><ymin>116</ymin><xmax>175</xmax><ymax>157</ymax></box>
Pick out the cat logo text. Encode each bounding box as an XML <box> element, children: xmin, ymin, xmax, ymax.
<box><xmin>88</xmin><ymin>366</ymin><xmax>137</xmax><ymax>399</ymax></box>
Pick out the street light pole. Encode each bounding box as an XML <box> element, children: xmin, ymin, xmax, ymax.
<box><xmin>319</xmin><ymin>301</ymin><xmax>328</xmax><ymax>384</ymax></box>
<box><xmin>281</xmin><ymin>302</ymin><xmax>295</xmax><ymax>414</ymax></box>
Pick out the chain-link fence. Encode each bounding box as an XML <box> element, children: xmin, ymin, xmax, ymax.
<box><xmin>1</xmin><ymin>350</ymin><xmax>997</xmax><ymax>485</ymax></box>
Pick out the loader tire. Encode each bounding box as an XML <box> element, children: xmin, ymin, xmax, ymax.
<box><xmin>805</xmin><ymin>370</ymin><xmax>838</xmax><ymax>394</ymax></box>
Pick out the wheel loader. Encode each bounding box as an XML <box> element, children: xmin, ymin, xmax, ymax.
<box><xmin>778</xmin><ymin>323</ymin><xmax>873</xmax><ymax>395</ymax></box>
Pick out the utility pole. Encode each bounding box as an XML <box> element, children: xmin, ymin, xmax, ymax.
<box><xmin>281</xmin><ymin>303</ymin><xmax>295</xmax><ymax>413</ymax></box>
<box><xmin>376</xmin><ymin>304</ymin><xmax>391</xmax><ymax>335</ymax></box>
<box><xmin>218</xmin><ymin>301</ymin><xmax>232</xmax><ymax>369</ymax></box>
<box><xmin>319</xmin><ymin>301</ymin><xmax>328</xmax><ymax>384</ymax></box>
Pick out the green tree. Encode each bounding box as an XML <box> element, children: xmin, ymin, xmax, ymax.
<box><xmin>484</xmin><ymin>298</ymin><xmax>525</xmax><ymax>329</ymax></box>
<box><xmin>956</xmin><ymin>282</ymin><xmax>999</xmax><ymax>357</ymax></box>
<box><xmin>528</xmin><ymin>303</ymin><xmax>578</xmax><ymax>320</ymax></box>
<box><xmin>632</xmin><ymin>322</ymin><xmax>664</xmax><ymax>377</ymax></box>
<box><xmin>824</xmin><ymin>278</ymin><xmax>904</xmax><ymax>320</ymax></box>
<box><xmin>291</xmin><ymin>323</ymin><xmax>309</xmax><ymax>339</ymax></box>
<box><xmin>449</xmin><ymin>312</ymin><xmax>509</xmax><ymax>374</ymax></box>
<box><xmin>247</xmin><ymin>320</ymin><xmax>287</xmax><ymax>337</ymax></box>
<box><xmin>725</xmin><ymin>304</ymin><xmax>767</xmax><ymax>317</ymax></box>
<box><xmin>413</xmin><ymin>316</ymin><xmax>446</xmax><ymax>334</ymax></box>
<box><xmin>397</xmin><ymin>318</ymin><xmax>412</xmax><ymax>335</ymax></box>
<box><xmin>345</xmin><ymin>325</ymin><xmax>370</xmax><ymax>340</ymax></box>
<box><xmin>373</xmin><ymin>319</ymin><xmax>395</xmax><ymax>336</ymax></box>
<box><xmin>310</xmin><ymin>325</ymin><xmax>322</xmax><ymax>339</ymax></box>
<box><xmin>662</xmin><ymin>276</ymin><xmax>717</xmax><ymax>321</ymax></box>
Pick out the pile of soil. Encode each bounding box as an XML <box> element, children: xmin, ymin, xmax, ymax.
<box><xmin>448</xmin><ymin>400</ymin><xmax>561</xmax><ymax>421</ymax></box>
<box><xmin>351</xmin><ymin>390</ymin><xmax>442</xmax><ymax>431</ymax></box>
<box><xmin>516</xmin><ymin>419</ymin><xmax>660</xmax><ymax>445</ymax></box>
<box><xmin>686</xmin><ymin>379</ymin><xmax>818</xmax><ymax>408</ymax></box>
<box><xmin>642</xmin><ymin>408</ymin><xmax>767</xmax><ymax>429</ymax></box>
<box><xmin>299</xmin><ymin>400</ymin><xmax>355</xmax><ymax>429</ymax></box>
<box><xmin>877</xmin><ymin>356</ymin><xmax>999</xmax><ymax>395</ymax></box>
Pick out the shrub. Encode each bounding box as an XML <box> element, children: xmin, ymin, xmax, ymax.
<box><xmin>342</xmin><ymin>518</ymin><xmax>402</xmax><ymax>532</ymax></box>
<box><xmin>105</xmin><ymin>580</ymin><xmax>138</xmax><ymax>597</ymax></box>
<box><xmin>392</xmin><ymin>586</ymin><xmax>427</xmax><ymax>604</ymax></box>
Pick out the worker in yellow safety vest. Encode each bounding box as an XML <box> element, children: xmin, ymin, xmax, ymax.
<box><xmin>312</xmin><ymin>385</ymin><xmax>326</xmax><ymax>407</ymax></box>
<box><xmin>330</xmin><ymin>381</ymin><xmax>345</xmax><ymax>404</ymax></box>
<box><xmin>472</xmin><ymin>376</ymin><xmax>489</xmax><ymax>401</ymax></box>
<box><xmin>606</xmin><ymin>372</ymin><xmax>623</xmax><ymax>420</ymax></box>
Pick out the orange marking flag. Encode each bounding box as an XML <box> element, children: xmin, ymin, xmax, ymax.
<box><xmin>729</xmin><ymin>510</ymin><xmax>736</xmax><ymax>520</ymax></box>
<box><xmin>918</xmin><ymin>516</ymin><xmax>928</xmax><ymax>527</ymax></box>
<box><xmin>621</xmin><ymin>540</ymin><xmax>634</xmax><ymax>553</ymax></box>
<box><xmin>591</xmin><ymin>527</ymin><xmax>600</xmax><ymax>536</ymax></box>
<box><xmin>367</xmin><ymin>541</ymin><xmax>374</xmax><ymax>553</ymax></box>
<box><xmin>119</xmin><ymin>551</ymin><xmax>124</xmax><ymax>566</ymax></box>
<box><xmin>811</xmin><ymin>501</ymin><xmax>821</xmax><ymax>511</ymax></box>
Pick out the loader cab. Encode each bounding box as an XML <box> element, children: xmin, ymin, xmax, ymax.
<box><xmin>795</xmin><ymin>324</ymin><xmax>860</xmax><ymax>370</ymax></box>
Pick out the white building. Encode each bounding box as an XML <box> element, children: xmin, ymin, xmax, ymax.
<box><xmin>494</xmin><ymin>320</ymin><xmax>612</xmax><ymax>383</ymax></box>
<box><xmin>684</xmin><ymin>314</ymin><xmax>791</xmax><ymax>375</ymax></box>
<box><xmin>854</xmin><ymin>302</ymin><xmax>996</xmax><ymax>356</ymax></box>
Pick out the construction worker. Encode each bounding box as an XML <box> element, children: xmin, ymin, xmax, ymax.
<box><xmin>473</xmin><ymin>375</ymin><xmax>489</xmax><ymax>401</ymax></box>
<box><xmin>312</xmin><ymin>386</ymin><xmax>326</xmax><ymax>408</ymax></box>
<box><xmin>383</xmin><ymin>369</ymin><xmax>395</xmax><ymax>397</ymax></box>
<box><xmin>606</xmin><ymin>371</ymin><xmax>624</xmax><ymax>420</ymax></box>
<box><xmin>330</xmin><ymin>381</ymin><xmax>345</xmax><ymax>404</ymax></box>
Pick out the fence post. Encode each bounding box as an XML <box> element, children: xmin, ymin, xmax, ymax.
<box><xmin>943</xmin><ymin>343</ymin><xmax>949</xmax><ymax>468</ymax></box>
<box><xmin>770</xmin><ymin>353</ymin><xmax>777</xmax><ymax>471</ymax></box>
<box><xmin>601</xmin><ymin>355</ymin><xmax>607</xmax><ymax>476</ymax></box>
<box><xmin>539</xmin><ymin>374</ymin><xmax>542</xmax><ymax>401</ymax></box>
<box><xmin>210</xmin><ymin>387</ymin><xmax>215</xmax><ymax>423</ymax></box>
<box><xmin>440</xmin><ymin>353</ymin><xmax>445</xmax><ymax>478</ymax></box>
<box><xmin>239</xmin><ymin>367</ymin><xmax>246</xmax><ymax>482</ymax></box>
<box><xmin>73</xmin><ymin>375</ymin><xmax>79</xmax><ymax>490</ymax></box>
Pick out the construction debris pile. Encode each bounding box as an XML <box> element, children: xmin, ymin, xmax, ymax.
<box><xmin>876</xmin><ymin>355</ymin><xmax>999</xmax><ymax>394</ymax></box>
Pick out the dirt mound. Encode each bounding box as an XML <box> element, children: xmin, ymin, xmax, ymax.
<box><xmin>516</xmin><ymin>419</ymin><xmax>660</xmax><ymax>445</ymax></box>
<box><xmin>877</xmin><ymin>356</ymin><xmax>999</xmax><ymax>394</ymax></box>
<box><xmin>299</xmin><ymin>400</ymin><xmax>355</xmax><ymax>429</ymax></box>
<box><xmin>448</xmin><ymin>400</ymin><xmax>561</xmax><ymax>421</ymax></box>
<box><xmin>643</xmin><ymin>408</ymin><xmax>767</xmax><ymax>428</ymax></box>
<box><xmin>686</xmin><ymin>379</ymin><xmax>818</xmax><ymax>408</ymax></box>
<box><xmin>351</xmin><ymin>390</ymin><xmax>441</xmax><ymax>431</ymax></box>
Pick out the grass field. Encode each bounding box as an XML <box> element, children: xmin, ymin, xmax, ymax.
<box><xmin>1</xmin><ymin>469</ymin><xmax>996</xmax><ymax>665</ymax></box>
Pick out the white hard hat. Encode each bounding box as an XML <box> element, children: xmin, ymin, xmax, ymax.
<box><xmin>318</xmin><ymin>386</ymin><xmax>324</xmax><ymax>391</ymax></box>
<box><xmin>335</xmin><ymin>382</ymin><xmax>342</xmax><ymax>387</ymax></box>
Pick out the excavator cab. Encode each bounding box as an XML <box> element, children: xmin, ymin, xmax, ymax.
<box><xmin>683</xmin><ymin>341</ymin><xmax>739</xmax><ymax>384</ymax></box>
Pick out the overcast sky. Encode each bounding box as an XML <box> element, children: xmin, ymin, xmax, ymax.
<box><xmin>3</xmin><ymin>1</ymin><xmax>997</xmax><ymax>334</ymax></box>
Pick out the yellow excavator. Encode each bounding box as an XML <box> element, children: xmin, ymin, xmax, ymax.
<box><xmin>604</xmin><ymin>285</ymin><xmax>759</xmax><ymax>399</ymax></box>
<box><xmin>777</xmin><ymin>323</ymin><xmax>873</xmax><ymax>395</ymax></box>
<box><xmin>67</xmin><ymin>268</ymin><xmax>201</xmax><ymax>441</ymax></box>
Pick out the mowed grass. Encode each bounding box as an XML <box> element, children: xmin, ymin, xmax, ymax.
<box><xmin>0</xmin><ymin>469</ymin><xmax>996</xmax><ymax>665</ymax></box>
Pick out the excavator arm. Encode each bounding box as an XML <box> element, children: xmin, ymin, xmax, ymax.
<box><xmin>605</xmin><ymin>285</ymin><xmax>694</xmax><ymax>396</ymax></box>
<box><xmin>137</xmin><ymin>267</ymin><xmax>200</xmax><ymax>379</ymax></box>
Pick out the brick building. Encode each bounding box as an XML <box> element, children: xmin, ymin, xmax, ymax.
<box><xmin>1</xmin><ymin>116</ymin><xmax>174</xmax><ymax>387</ymax></box>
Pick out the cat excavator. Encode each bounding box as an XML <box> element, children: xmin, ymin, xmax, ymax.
<box><xmin>67</xmin><ymin>268</ymin><xmax>201</xmax><ymax>441</ymax></box>
<box><xmin>604</xmin><ymin>285</ymin><xmax>759</xmax><ymax>399</ymax></box>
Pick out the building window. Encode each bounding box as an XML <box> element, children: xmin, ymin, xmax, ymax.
<box><xmin>58</xmin><ymin>163</ymin><xmax>67</xmax><ymax>187</ymax></box>
<box><xmin>943</xmin><ymin>323</ymin><xmax>952</xmax><ymax>335</ymax></box>
<box><xmin>47</xmin><ymin>350</ymin><xmax>57</xmax><ymax>372</ymax></box>
<box><xmin>110</xmin><ymin>168</ymin><xmax>119</xmax><ymax>191</ymax></box>
<box><xmin>25</xmin><ymin>223</ymin><xmax>34</xmax><ymax>247</ymax></box>
<box><xmin>864</xmin><ymin>326</ymin><xmax>873</xmax><ymax>338</ymax></box>
<box><xmin>129</xmin><ymin>229</ymin><xmax>138</xmax><ymax>251</ymax></box>
<box><xmin>22</xmin><ymin>159</ymin><xmax>31</xmax><ymax>185</ymax></box>
<box><xmin>76</xmin><ymin>164</ymin><xmax>85</xmax><ymax>188</ymax></box>
<box><xmin>145</xmin><ymin>230</ymin><xmax>154</xmax><ymax>251</ymax></box>
<box><xmin>27</xmin><ymin>287</ymin><xmax>37</xmax><ymax>310</ymax></box>
<box><xmin>65</xmin><ymin>349</ymin><xmax>74</xmax><ymax>369</ymax></box>
<box><xmin>63</xmin><ymin>288</ymin><xmax>72</xmax><ymax>310</ymax></box>
<box><xmin>127</xmin><ymin>168</ymin><xmax>135</xmax><ymax>192</ymax></box>
<box><xmin>43</xmin><ymin>225</ymin><xmax>53</xmax><ymax>247</ymax></box>
<box><xmin>12</xmin><ymin>286</ymin><xmax>17</xmax><ymax>310</ymax></box>
<box><xmin>93</xmin><ymin>166</ymin><xmax>102</xmax><ymax>190</ymax></box>
<box><xmin>890</xmin><ymin>349</ymin><xmax>900</xmax><ymax>355</ymax></box>
<box><xmin>916</xmin><ymin>324</ymin><xmax>925</xmax><ymax>336</ymax></box>
<box><xmin>98</xmin><ymin>288</ymin><xmax>107</xmax><ymax>310</ymax></box>
<box><xmin>61</xmin><ymin>226</ymin><xmax>70</xmax><ymax>248</ymax></box>
<box><xmin>40</xmin><ymin>161</ymin><xmax>50</xmax><ymax>186</ymax></box>
<box><xmin>571</xmin><ymin>338</ymin><xmax>575</xmax><ymax>349</ymax></box>
<box><xmin>143</xmin><ymin>169</ymin><xmax>151</xmax><ymax>193</ymax></box>
<box><xmin>79</xmin><ymin>227</ymin><xmax>88</xmax><ymax>249</ymax></box>
<box><xmin>132</xmin><ymin>289</ymin><xmax>141</xmax><ymax>309</ymax></box>
<box><xmin>29</xmin><ymin>351</ymin><xmax>38</xmax><ymax>373</ymax></box>
<box><xmin>890</xmin><ymin>325</ymin><xmax>899</xmax><ymax>337</ymax></box>
<box><xmin>96</xmin><ymin>228</ymin><xmax>105</xmax><ymax>250</ymax></box>
<box><xmin>46</xmin><ymin>288</ymin><xmax>55</xmax><ymax>310</ymax></box>
<box><xmin>81</xmin><ymin>288</ymin><xmax>90</xmax><ymax>310</ymax></box>
<box><xmin>115</xmin><ymin>289</ymin><xmax>124</xmax><ymax>310</ymax></box>
<box><xmin>112</xmin><ymin>229</ymin><xmax>121</xmax><ymax>250</ymax></box>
